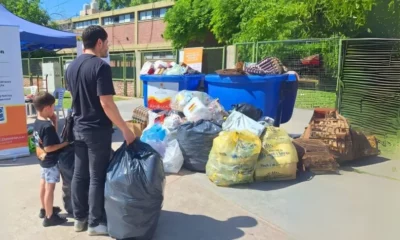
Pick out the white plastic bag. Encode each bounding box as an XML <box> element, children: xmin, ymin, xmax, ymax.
<box><xmin>154</xmin><ymin>60</ymin><xmax>168</xmax><ymax>69</ymax></box>
<box><xmin>164</xmin><ymin>65</ymin><xmax>185</xmax><ymax>75</ymax></box>
<box><xmin>140</xmin><ymin>124</ymin><xmax>168</xmax><ymax>158</ymax></box>
<box><xmin>163</xmin><ymin>139</ymin><xmax>184</xmax><ymax>174</ymax></box>
<box><xmin>222</xmin><ymin>111</ymin><xmax>266</xmax><ymax>137</ymax></box>
<box><xmin>163</xmin><ymin>114</ymin><xmax>182</xmax><ymax>130</ymax></box>
<box><xmin>171</xmin><ymin>90</ymin><xmax>213</xmax><ymax>111</ymax></box>
<box><xmin>183</xmin><ymin>97</ymin><xmax>212</xmax><ymax>122</ymax></box>
<box><xmin>140</xmin><ymin>61</ymin><xmax>154</xmax><ymax>75</ymax></box>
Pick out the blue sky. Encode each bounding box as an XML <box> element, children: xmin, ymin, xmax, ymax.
<box><xmin>41</xmin><ymin>0</ymin><xmax>94</xmax><ymax>20</ymax></box>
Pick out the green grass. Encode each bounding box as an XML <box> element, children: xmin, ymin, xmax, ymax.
<box><xmin>295</xmin><ymin>89</ymin><xmax>336</xmax><ymax>109</ymax></box>
<box><xmin>58</xmin><ymin>91</ymin><xmax>127</xmax><ymax>109</ymax></box>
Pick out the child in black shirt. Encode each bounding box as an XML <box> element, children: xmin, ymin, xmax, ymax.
<box><xmin>33</xmin><ymin>92</ymin><xmax>69</xmax><ymax>227</ymax></box>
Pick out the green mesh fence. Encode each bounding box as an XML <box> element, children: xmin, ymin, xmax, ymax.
<box><xmin>109</xmin><ymin>53</ymin><xmax>125</xmax><ymax>80</ymax></box>
<box><xmin>203</xmin><ymin>47</ymin><xmax>225</xmax><ymax>74</ymax></box>
<box><xmin>29</xmin><ymin>58</ymin><xmax>43</xmax><ymax>76</ymax></box>
<box><xmin>125</xmin><ymin>53</ymin><xmax>136</xmax><ymax>81</ymax></box>
<box><xmin>235</xmin><ymin>38</ymin><xmax>339</xmax><ymax>109</ymax></box>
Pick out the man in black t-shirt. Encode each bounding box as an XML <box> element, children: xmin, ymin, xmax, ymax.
<box><xmin>65</xmin><ymin>25</ymin><xmax>135</xmax><ymax>236</ymax></box>
<box><xmin>33</xmin><ymin>92</ymin><xmax>69</xmax><ymax>227</ymax></box>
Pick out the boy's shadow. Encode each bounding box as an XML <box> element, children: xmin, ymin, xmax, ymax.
<box><xmin>153</xmin><ymin>211</ymin><xmax>258</xmax><ymax>240</ymax></box>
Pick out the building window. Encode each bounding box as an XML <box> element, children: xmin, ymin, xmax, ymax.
<box><xmin>139</xmin><ymin>7</ymin><xmax>170</xmax><ymax>21</ymax></box>
<box><xmin>103</xmin><ymin>13</ymin><xmax>134</xmax><ymax>25</ymax></box>
<box><xmin>143</xmin><ymin>51</ymin><xmax>175</xmax><ymax>60</ymax></box>
<box><xmin>74</xmin><ymin>19</ymin><xmax>99</xmax><ymax>29</ymax></box>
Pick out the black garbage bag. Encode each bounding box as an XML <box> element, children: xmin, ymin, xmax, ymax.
<box><xmin>232</xmin><ymin>103</ymin><xmax>263</xmax><ymax>121</ymax></box>
<box><xmin>177</xmin><ymin>120</ymin><xmax>222</xmax><ymax>172</ymax></box>
<box><xmin>58</xmin><ymin>144</ymin><xmax>75</xmax><ymax>214</ymax></box>
<box><xmin>105</xmin><ymin>140</ymin><xmax>166</xmax><ymax>240</ymax></box>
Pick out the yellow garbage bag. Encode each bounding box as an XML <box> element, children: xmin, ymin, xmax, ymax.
<box><xmin>206</xmin><ymin>131</ymin><xmax>261</xmax><ymax>187</ymax></box>
<box><xmin>255</xmin><ymin>127</ymin><xmax>298</xmax><ymax>181</ymax></box>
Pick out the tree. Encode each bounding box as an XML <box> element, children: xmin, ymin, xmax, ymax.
<box><xmin>0</xmin><ymin>0</ymin><xmax>52</xmax><ymax>26</ymax></box>
<box><xmin>164</xmin><ymin>0</ymin><xmax>400</xmax><ymax>49</ymax></box>
<box><xmin>98</xmin><ymin>0</ymin><xmax>112</xmax><ymax>11</ymax></box>
<box><xmin>163</xmin><ymin>0</ymin><xmax>213</xmax><ymax>49</ymax></box>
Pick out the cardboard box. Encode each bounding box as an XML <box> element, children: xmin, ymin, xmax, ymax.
<box><xmin>126</xmin><ymin>121</ymin><xmax>146</xmax><ymax>138</ymax></box>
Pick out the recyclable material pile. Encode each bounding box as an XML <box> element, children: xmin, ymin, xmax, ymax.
<box><xmin>125</xmin><ymin>91</ymin><xmax>380</xmax><ymax>188</ymax></box>
<box><xmin>140</xmin><ymin>60</ymin><xmax>201</xmax><ymax>76</ymax></box>
<box><xmin>104</xmin><ymin>92</ymin><xmax>379</xmax><ymax>239</ymax></box>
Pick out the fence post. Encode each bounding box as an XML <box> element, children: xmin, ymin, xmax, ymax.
<box><xmin>255</xmin><ymin>42</ymin><xmax>259</xmax><ymax>62</ymax></box>
<box><xmin>226</xmin><ymin>45</ymin><xmax>236</xmax><ymax>69</ymax></box>
<box><xmin>27</xmin><ymin>58</ymin><xmax>31</xmax><ymax>76</ymax></box>
<box><xmin>123</xmin><ymin>53</ymin><xmax>128</xmax><ymax>96</ymax></box>
<box><xmin>135</xmin><ymin>50</ymin><xmax>142</xmax><ymax>97</ymax></box>
<box><xmin>252</xmin><ymin>43</ymin><xmax>256</xmax><ymax>62</ymax></box>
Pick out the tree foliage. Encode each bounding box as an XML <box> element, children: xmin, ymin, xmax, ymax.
<box><xmin>164</xmin><ymin>0</ymin><xmax>400</xmax><ymax>48</ymax></box>
<box><xmin>0</xmin><ymin>0</ymin><xmax>54</xmax><ymax>27</ymax></box>
<box><xmin>98</xmin><ymin>0</ymin><xmax>112</xmax><ymax>11</ymax></box>
<box><xmin>163</xmin><ymin>0</ymin><xmax>213</xmax><ymax>49</ymax></box>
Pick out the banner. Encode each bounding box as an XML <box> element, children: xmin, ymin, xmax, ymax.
<box><xmin>0</xmin><ymin>25</ymin><xmax>29</xmax><ymax>160</ymax></box>
<box><xmin>76</xmin><ymin>38</ymin><xmax>110</xmax><ymax>64</ymax></box>
<box><xmin>183</xmin><ymin>47</ymin><xmax>203</xmax><ymax>72</ymax></box>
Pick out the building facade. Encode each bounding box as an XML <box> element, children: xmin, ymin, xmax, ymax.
<box><xmin>57</xmin><ymin>0</ymin><xmax>175</xmax><ymax>53</ymax></box>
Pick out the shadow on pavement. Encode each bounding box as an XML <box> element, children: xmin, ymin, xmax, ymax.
<box><xmin>233</xmin><ymin>171</ymin><xmax>315</xmax><ymax>191</ymax></box>
<box><xmin>340</xmin><ymin>155</ymin><xmax>390</xmax><ymax>168</ymax></box>
<box><xmin>0</xmin><ymin>155</ymin><xmax>38</xmax><ymax>167</ymax></box>
<box><xmin>154</xmin><ymin>211</ymin><xmax>258</xmax><ymax>240</ymax></box>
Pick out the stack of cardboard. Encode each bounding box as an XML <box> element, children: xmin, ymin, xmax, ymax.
<box><xmin>302</xmin><ymin>108</ymin><xmax>379</xmax><ymax>162</ymax></box>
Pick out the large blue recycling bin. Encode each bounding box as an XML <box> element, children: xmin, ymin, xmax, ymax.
<box><xmin>140</xmin><ymin>74</ymin><xmax>204</xmax><ymax>110</ymax></box>
<box><xmin>204</xmin><ymin>74</ymin><xmax>298</xmax><ymax>124</ymax></box>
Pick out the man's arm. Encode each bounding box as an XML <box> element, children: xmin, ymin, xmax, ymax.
<box><xmin>100</xmin><ymin>95</ymin><xmax>131</xmax><ymax>133</ymax></box>
<box><xmin>97</xmin><ymin>64</ymin><xmax>136</xmax><ymax>144</ymax></box>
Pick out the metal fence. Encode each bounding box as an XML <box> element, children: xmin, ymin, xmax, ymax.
<box><xmin>203</xmin><ymin>47</ymin><xmax>226</xmax><ymax>74</ymax></box>
<box><xmin>337</xmin><ymin>39</ymin><xmax>400</xmax><ymax>157</ymax></box>
<box><xmin>23</xmin><ymin>54</ymin><xmax>137</xmax><ymax>81</ymax></box>
<box><xmin>235</xmin><ymin>38</ymin><xmax>340</xmax><ymax>109</ymax></box>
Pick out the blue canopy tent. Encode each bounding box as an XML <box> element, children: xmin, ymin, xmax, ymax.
<box><xmin>0</xmin><ymin>4</ymin><xmax>77</xmax><ymax>51</ymax></box>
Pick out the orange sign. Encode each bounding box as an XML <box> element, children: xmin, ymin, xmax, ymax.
<box><xmin>183</xmin><ymin>47</ymin><xmax>203</xmax><ymax>72</ymax></box>
<box><xmin>0</xmin><ymin>106</ymin><xmax>28</xmax><ymax>151</ymax></box>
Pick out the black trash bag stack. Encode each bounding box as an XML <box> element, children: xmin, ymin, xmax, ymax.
<box><xmin>105</xmin><ymin>140</ymin><xmax>166</xmax><ymax>240</ymax></box>
<box><xmin>58</xmin><ymin>144</ymin><xmax>75</xmax><ymax>215</ymax></box>
<box><xmin>232</xmin><ymin>103</ymin><xmax>263</xmax><ymax>121</ymax></box>
<box><xmin>177</xmin><ymin>120</ymin><xmax>222</xmax><ymax>172</ymax></box>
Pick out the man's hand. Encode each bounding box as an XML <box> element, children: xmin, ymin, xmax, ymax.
<box><xmin>122</xmin><ymin>127</ymin><xmax>136</xmax><ymax>145</ymax></box>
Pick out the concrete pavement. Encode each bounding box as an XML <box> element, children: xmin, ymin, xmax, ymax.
<box><xmin>1</xmin><ymin>99</ymin><xmax>399</xmax><ymax>240</ymax></box>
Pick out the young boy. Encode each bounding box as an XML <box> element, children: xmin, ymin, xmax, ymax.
<box><xmin>32</xmin><ymin>92</ymin><xmax>69</xmax><ymax>227</ymax></box>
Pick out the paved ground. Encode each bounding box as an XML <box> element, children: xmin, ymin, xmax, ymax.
<box><xmin>1</xmin><ymin>99</ymin><xmax>399</xmax><ymax>240</ymax></box>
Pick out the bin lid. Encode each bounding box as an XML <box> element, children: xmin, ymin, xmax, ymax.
<box><xmin>205</xmin><ymin>74</ymin><xmax>293</xmax><ymax>84</ymax></box>
<box><xmin>140</xmin><ymin>74</ymin><xmax>205</xmax><ymax>82</ymax></box>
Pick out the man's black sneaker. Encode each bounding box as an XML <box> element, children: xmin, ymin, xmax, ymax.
<box><xmin>39</xmin><ymin>207</ymin><xmax>62</xmax><ymax>219</ymax></box>
<box><xmin>43</xmin><ymin>214</ymin><xmax>67</xmax><ymax>227</ymax></box>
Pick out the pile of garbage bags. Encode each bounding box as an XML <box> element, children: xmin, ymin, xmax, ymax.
<box><xmin>140</xmin><ymin>60</ymin><xmax>201</xmax><ymax>76</ymax></box>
